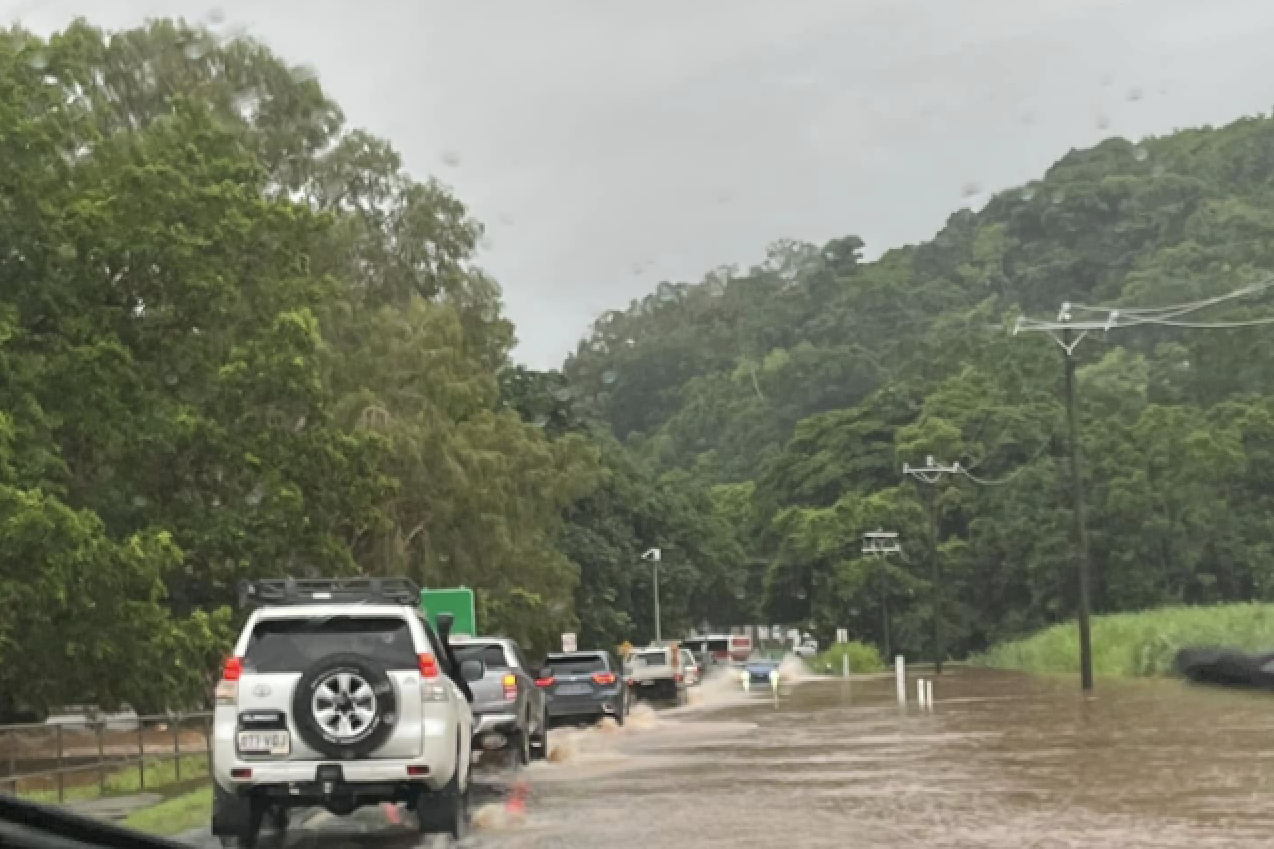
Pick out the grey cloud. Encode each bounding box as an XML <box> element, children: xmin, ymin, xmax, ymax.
<box><xmin>5</xmin><ymin>0</ymin><xmax>1274</xmax><ymax>367</ymax></box>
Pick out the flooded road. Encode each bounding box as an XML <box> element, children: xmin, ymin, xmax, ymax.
<box><xmin>267</xmin><ymin>667</ymin><xmax>1274</xmax><ymax>848</ymax></box>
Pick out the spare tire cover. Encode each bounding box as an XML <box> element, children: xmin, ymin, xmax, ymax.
<box><xmin>293</xmin><ymin>653</ymin><xmax>398</xmax><ymax>759</ymax></box>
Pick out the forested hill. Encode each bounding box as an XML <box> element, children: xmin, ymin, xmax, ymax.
<box><xmin>565</xmin><ymin>114</ymin><xmax>1274</xmax><ymax>659</ymax></box>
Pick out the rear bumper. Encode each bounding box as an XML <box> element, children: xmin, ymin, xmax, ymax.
<box><xmin>629</xmin><ymin>679</ymin><xmax>680</xmax><ymax>700</ymax></box>
<box><xmin>547</xmin><ymin>697</ymin><xmax>619</xmax><ymax>718</ymax></box>
<box><xmin>473</xmin><ymin>712</ymin><xmax>520</xmax><ymax>734</ymax></box>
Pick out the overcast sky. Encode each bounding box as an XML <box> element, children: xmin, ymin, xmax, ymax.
<box><xmin>6</xmin><ymin>0</ymin><xmax>1274</xmax><ymax>367</ymax></box>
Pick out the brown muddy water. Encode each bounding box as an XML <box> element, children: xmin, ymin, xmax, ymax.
<box><xmin>257</xmin><ymin>667</ymin><xmax>1274</xmax><ymax>849</ymax></box>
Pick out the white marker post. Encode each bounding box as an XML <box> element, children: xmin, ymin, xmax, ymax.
<box><xmin>895</xmin><ymin>655</ymin><xmax>906</xmax><ymax>704</ymax></box>
<box><xmin>917</xmin><ymin>678</ymin><xmax>925</xmax><ymax>707</ymax></box>
<box><xmin>925</xmin><ymin>679</ymin><xmax>934</xmax><ymax>710</ymax></box>
<box><xmin>842</xmin><ymin>653</ymin><xmax>849</xmax><ymax>679</ymax></box>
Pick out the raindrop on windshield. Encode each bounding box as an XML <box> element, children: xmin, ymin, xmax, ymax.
<box><xmin>1133</xmin><ymin>145</ymin><xmax>1149</xmax><ymax>162</ymax></box>
<box><xmin>1020</xmin><ymin>186</ymin><xmax>1036</xmax><ymax>201</ymax></box>
<box><xmin>961</xmin><ymin>181</ymin><xmax>981</xmax><ymax>199</ymax></box>
<box><xmin>1126</xmin><ymin>87</ymin><xmax>1144</xmax><ymax>102</ymax></box>
<box><xmin>26</xmin><ymin>52</ymin><xmax>47</xmax><ymax>71</ymax></box>
<box><xmin>441</xmin><ymin>150</ymin><xmax>461</xmax><ymax>168</ymax></box>
<box><xmin>184</xmin><ymin>40</ymin><xmax>207</xmax><ymax>61</ymax></box>
<box><xmin>1095</xmin><ymin>114</ymin><xmax>1111</xmax><ymax>130</ymax></box>
<box><xmin>205</xmin><ymin>8</ymin><xmax>226</xmax><ymax>25</ymax></box>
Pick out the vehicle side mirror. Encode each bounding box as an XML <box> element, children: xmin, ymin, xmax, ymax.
<box><xmin>459</xmin><ymin>658</ymin><xmax>485</xmax><ymax>682</ymax></box>
<box><xmin>437</xmin><ymin>613</ymin><xmax>454</xmax><ymax>644</ymax></box>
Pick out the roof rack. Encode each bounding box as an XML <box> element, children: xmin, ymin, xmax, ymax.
<box><xmin>237</xmin><ymin>577</ymin><xmax>421</xmax><ymax>609</ymax></box>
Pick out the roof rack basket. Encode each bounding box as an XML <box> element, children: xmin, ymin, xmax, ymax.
<box><xmin>236</xmin><ymin>577</ymin><xmax>421</xmax><ymax>609</ymax></box>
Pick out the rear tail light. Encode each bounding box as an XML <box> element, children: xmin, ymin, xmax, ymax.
<box><xmin>591</xmin><ymin>672</ymin><xmax>617</xmax><ymax>686</ymax></box>
<box><xmin>418</xmin><ymin>653</ymin><xmax>439</xmax><ymax>679</ymax></box>
<box><xmin>673</xmin><ymin>672</ymin><xmax>683</xmax><ymax>683</ymax></box>
<box><xmin>216</xmin><ymin>656</ymin><xmax>242</xmax><ymax>705</ymax></box>
<box><xmin>625</xmin><ymin>678</ymin><xmax>634</xmax><ymax>687</ymax></box>
<box><xmin>406</xmin><ymin>765</ymin><xmax>430</xmax><ymax>776</ymax></box>
<box><xmin>418</xmin><ymin>653</ymin><xmax>448</xmax><ymax>702</ymax></box>
<box><xmin>535</xmin><ymin>677</ymin><xmax>554</xmax><ymax>688</ymax></box>
<box><xmin>222</xmin><ymin>656</ymin><xmax>242</xmax><ymax>681</ymax></box>
<box><xmin>502</xmin><ymin>673</ymin><xmax>518</xmax><ymax>701</ymax></box>
<box><xmin>229</xmin><ymin>768</ymin><xmax>252</xmax><ymax>780</ymax></box>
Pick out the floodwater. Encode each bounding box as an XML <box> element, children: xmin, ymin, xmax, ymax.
<box><xmin>241</xmin><ymin>666</ymin><xmax>1274</xmax><ymax>849</ymax></box>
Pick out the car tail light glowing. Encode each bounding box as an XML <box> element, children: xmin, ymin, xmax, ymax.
<box><xmin>502</xmin><ymin>673</ymin><xmax>517</xmax><ymax>701</ymax></box>
<box><xmin>673</xmin><ymin>672</ymin><xmax>683</xmax><ymax>683</ymax></box>
<box><xmin>535</xmin><ymin>676</ymin><xmax>554</xmax><ymax>688</ymax></box>
<box><xmin>216</xmin><ymin>656</ymin><xmax>242</xmax><ymax>705</ymax></box>
<box><xmin>418</xmin><ymin>653</ymin><xmax>440</xmax><ymax>679</ymax></box>
<box><xmin>591</xmin><ymin>672</ymin><xmax>616</xmax><ymax>685</ymax></box>
<box><xmin>222</xmin><ymin>656</ymin><xmax>242</xmax><ymax>681</ymax></box>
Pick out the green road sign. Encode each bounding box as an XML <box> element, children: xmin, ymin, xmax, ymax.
<box><xmin>419</xmin><ymin>587</ymin><xmax>476</xmax><ymax>638</ymax></box>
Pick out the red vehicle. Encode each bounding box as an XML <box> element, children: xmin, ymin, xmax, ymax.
<box><xmin>683</xmin><ymin>634</ymin><xmax>753</xmax><ymax>663</ymax></box>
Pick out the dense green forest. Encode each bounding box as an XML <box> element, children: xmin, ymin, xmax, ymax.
<box><xmin>0</xmin><ymin>20</ymin><xmax>740</xmax><ymax>718</ymax></box>
<box><xmin>6</xmin><ymin>19</ymin><xmax>1274</xmax><ymax>718</ymax></box>
<box><xmin>566</xmin><ymin>112</ymin><xmax>1274</xmax><ymax>668</ymax></box>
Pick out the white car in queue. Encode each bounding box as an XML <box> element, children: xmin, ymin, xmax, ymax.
<box><xmin>211</xmin><ymin>577</ymin><xmax>483</xmax><ymax>847</ymax></box>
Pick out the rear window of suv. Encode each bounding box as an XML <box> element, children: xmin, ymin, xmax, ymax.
<box><xmin>546</xmin><ymin>653</ymin><xmax>608</xmax><ymax>675</ymax></box>
<box><xmin>453</xmin><ymin>643</ymin><xmax>509</xmax><ymax>670</ymax></box>
<box><xmin>244</xmin><ymin>616</ymin><xmax>418</xmax><ymax>672</ymax></box>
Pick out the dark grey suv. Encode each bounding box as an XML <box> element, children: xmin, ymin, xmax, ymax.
<box><xmin>539</xmin><ymin>650</ymin><xmax>627</xmax><ymax>726</ymax></box>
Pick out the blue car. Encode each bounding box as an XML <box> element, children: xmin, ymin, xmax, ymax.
<box><xmin>742</xmin><ymin>659</ymin><xmax>781</xmax><ymax>686</ymax></box>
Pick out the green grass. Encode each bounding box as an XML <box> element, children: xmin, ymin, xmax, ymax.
<box><xmin>122</xmin><ymin>787</ymin><xmax>211</xmax><ymax>836</ymax></box>
<box><xmin>807</xmin><ymin>640</ymin><xmax>886</xmax><ymax>674</ymax></box>
<box><xmin>19</xmin><ymin>754</ymin><xmax>208</xmax><ymax>803</ymax></box>
<box><xmin>976</xmin><ymin>602</ymin><xmax>1274</xmax><ymax>677</ymax></box>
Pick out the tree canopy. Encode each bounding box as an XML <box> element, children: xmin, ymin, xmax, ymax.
<box><xmin>7</xmin><ymin>17</ymin><xmax>1274</xmax><ymax>717</ymax></box>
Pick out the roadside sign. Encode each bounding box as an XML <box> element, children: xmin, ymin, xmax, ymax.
<box><xmin>757</xmin><ymin>626</ymin><xmax>770</xmax><ymax>641</ymax></box>
<box><xmin>419</xmin><ymin>587</ymin><xmax>476</xmax><ymax>639</ymax></box>
<box><xmin>562</xmin><ymin>632</ymin><xmax>577</xmax><ymax>653</ymax></box>
<box><xmin>836</xmin><ymin>628</ymin><xmax>848</xmax><ymax>644</ymax></box>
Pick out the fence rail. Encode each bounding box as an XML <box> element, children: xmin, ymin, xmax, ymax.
<box><xmin>0</xmin><ymin>712</ymin><xmax>213</xmax><ymax>803</ymax></box>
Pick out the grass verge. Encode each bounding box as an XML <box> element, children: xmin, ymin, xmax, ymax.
<box><xmin>976</xmin><ymin>602</ymin><xmax>1274</xmax><ymax>677</ymax></box>
<box><xmin>19</xmin><ymin>754</ymin><xmax>209</xmax><ymax>804</ymax></box>
<box><xmin>122</xmin><ymin>787</ymin><xmax>211</xmax><ymax>836</ymax></box>
<box><xmin>806</xmin><ymin>640</ymin><xmax>885</xmax><ymax>674</ymax></box>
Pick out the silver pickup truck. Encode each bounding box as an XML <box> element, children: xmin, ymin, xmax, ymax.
<box><xmin>451</xmin><ymin>637</ymin><xmax>548</xmax><ymax>765</ymax></box>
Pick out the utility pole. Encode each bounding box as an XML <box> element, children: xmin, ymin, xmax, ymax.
<box><xmin>1013</xmin><ymin>306</ymin><xmax>1097</xmax><ymax>691</ymax></box>
<box><xmin>642</xmin><ymin>548</ymin><xmax>662</xmax><ymax>643</ymax></box>
<box><xmin>862</xmin><ymin>530</ymin><xmax>902</xmax><ymax>660</ymax></box>
<box><xmin>1014</xmin><ymin>281</ymin><xmax>1274</xmax><ymax>691</ymax></box>
<box><xmin>902</xmin><ymin>457</ymin><xmax>961</xmax><ymax>674</ymax></box>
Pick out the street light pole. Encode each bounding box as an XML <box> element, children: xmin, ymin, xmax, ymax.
<box><xmin>642</xmin><ymin>548</ymin><xmax>662</xmax><ymax>643</ymax></box>
<box><xmin>862</xmin><ymin>530</ymin><xmax>901</xmax><ymax>660</ymax></box>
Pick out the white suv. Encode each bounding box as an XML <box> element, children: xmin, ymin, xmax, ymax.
<box><xmin>211</xmin><ymin>578</ymin><xmax>482</xmax><ymax>846</ymax></box>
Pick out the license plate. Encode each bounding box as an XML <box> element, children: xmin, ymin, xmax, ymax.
<box><xmin>237</xmin><ymin>730</ymin><xmax>290</xmax><ymax>755</ymax></box>
<box><xmin>557</xmin><ymin>684</ymin><xmax>591</xmax><ymax>696</ymax></box>
<box><xmin>638</xmin><ymin>680</ymin><xmax>655</xmax><ymax>687</ymax></box>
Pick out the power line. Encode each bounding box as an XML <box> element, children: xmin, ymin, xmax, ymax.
<box><xmin>959</xmin><ymin>438</ymin><xmax>1053</xmax><ymax>486</ymax></box>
